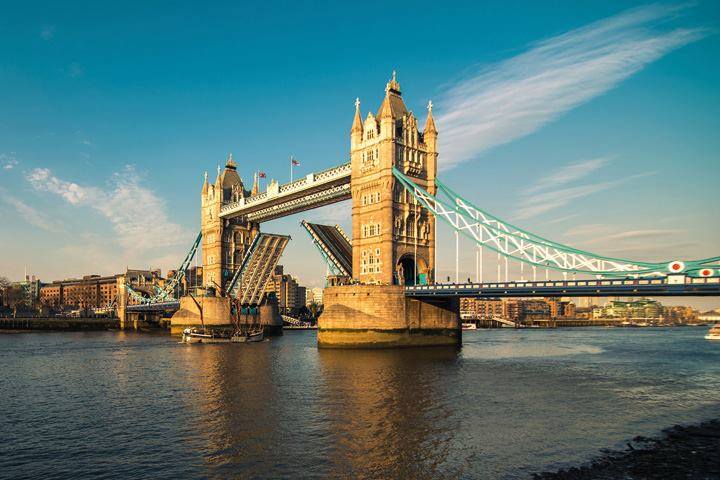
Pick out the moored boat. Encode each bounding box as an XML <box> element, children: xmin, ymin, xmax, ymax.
<box><xmin>705</xmin><ymin>325</ymin><xmax>720</xmax><ymax>340</ymax></box>
<box><xmin>462</xmin><ymin>322</ymin><xmax>478</xmax><ymax>330</ymax></box>
<box><xmin>230</xmin><ymin>328</ymin><xmax>264</xmax><ymax>343</ymax></box>
<box><xmin>182</xmin><ymin>327</ymin><xmax>228</xmax><ymax>343</ymax></box>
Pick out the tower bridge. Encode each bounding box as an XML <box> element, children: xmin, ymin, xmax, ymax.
<box><xmin>119</xmin><ymin>73</ymin><xmax>720</xmax><ymax>347</ymax></box>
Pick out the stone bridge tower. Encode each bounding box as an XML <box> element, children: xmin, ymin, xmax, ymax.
<box><xmin>200</xmin><ymin>155</ymin><xmax>260</xmax><ymax>294</ymax></box>
<box><xmin>350</xmin><ymin>73</ymin><xmax>437</xmax><ymax>285</ymax></box>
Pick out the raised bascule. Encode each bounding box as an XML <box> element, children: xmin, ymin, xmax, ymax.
<box><xmin>121</xmin><ymin>73</ymin><xmax>720</xmax><ymax>347</ymax></box>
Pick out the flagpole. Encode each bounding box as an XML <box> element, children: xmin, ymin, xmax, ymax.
<box><xmin>290</xmin><ymin>155</ymin><xmax>293</xmax><ymax>183</ymax></box>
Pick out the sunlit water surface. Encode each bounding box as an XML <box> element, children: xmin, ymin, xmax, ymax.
<box><xmin>1</xmin><ymin>327</ymin><xmax>718</xmax><ymax>479</ymax></box>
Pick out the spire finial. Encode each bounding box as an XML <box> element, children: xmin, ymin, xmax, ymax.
<box><xmin>355</xmin><ymin>97</ymin><xmax>360</xmax><ymax>110</ymax></box>
<box><xmin>427</xmin><ymin>100</ymin><xmax>433</xmax><ymax>112</ymax></box>
<box><xmin>386</xmin><ymin>70</ymin><xmax>401</xmax><ymax>94</ymax></box>
<box><xmin>217</xmin><ymin>164</ymin><xmax>221</xmax><ymax>177</ymax></box>
<box><xmin>204</xmin><ymin>171</ymin><xmax>208</xmax><ymax>182</ymax></box>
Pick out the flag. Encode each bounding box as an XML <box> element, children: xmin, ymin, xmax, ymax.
<box><xmin>258</xmin><ymin>172</ymin><xmax>266</xmax><ymax>178</ymax></box>
<box><xmin>291</xmin><ymin>158</ymin><xmax>300</xmax><ymax>166</ymax></box>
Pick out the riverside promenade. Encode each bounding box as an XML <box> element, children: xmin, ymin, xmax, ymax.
<box><xmin>0</xmin><ymin>317</ymin><xmax>119</xmax><ymax>331</ymax></box>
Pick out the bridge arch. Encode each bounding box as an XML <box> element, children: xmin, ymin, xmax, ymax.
<box><xmin>396</xmin><ymin>253</ymin><xmax>428</xmax><ymax>286</ymax></box>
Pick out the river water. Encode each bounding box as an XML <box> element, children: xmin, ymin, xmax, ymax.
<box><xmin>1</xmin><ymin>327</ymin><xmax>718</xmax><ymax>479</ymax></box>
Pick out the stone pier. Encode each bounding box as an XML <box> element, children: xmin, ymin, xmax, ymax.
<box><xmin>169</xmin><ymin>295</ymin><xmax>283</xmax><ymax>336</ymax></box>
<box><xmin>318</xmin><ymin>285</ymin><xmax>460</xmax><ymax>348</ymax></box>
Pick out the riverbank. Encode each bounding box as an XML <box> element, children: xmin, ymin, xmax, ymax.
<box><xmin>0</xmin><ymin>317</ymin><xmax>119</xmax><ymax>331</ymax></box>
<box><xmin>533</xmin><ymin>419</ymin><xmax>720</xmax><ymax>479</ymax></box>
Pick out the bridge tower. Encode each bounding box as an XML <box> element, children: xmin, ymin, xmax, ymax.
<box><xmin>319</xmin><ymin>74</ymin><xmax>458</xmax><ymax>349</ymax></box>
<box><xmin>200</xmin><ymin>155</ymin><xmax>260</xmax><ymax>294</ymax></box>
<box><xmin>350</xmin><ymin>73</ymin><xmax>437</xmax><ymax>285</ymax></box>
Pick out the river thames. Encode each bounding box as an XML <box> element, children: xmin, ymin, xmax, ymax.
<box><xmin>1</xmin><ymin>327</ymin><xmax>718</xmax><ymax>479</ymax></box>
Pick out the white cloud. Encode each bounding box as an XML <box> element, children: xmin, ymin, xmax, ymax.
<box><xmin>40</xmin><ymin>25</ymin><xmax>55</xmax><ymax>40</ymax></box>
<box><xmin>1</xmin><ymin>153</ymin><xmax>19</xmax><ymax>170</ymax></box>
<box><xmin>27</xmin><ymin>167</ymin><xmax>94</xmax><ymax>204</ymax></box>
<box><xmin>0</xmin><ymin>189</ymin><xmax>60</xmax><ymax>232</ymax></box>
<box><xmin>544</xmin><ymin>213</ymin><xmax>580</xmax><ymax>225</ymax></box>
<box><xmin>514</xmin><ymin>155</ymin><xmax>653</xmax><ymax>219</ymax></box>
<box><xmin>67</xmin><ymin>62</ymin><xmax>84</xmax><ymax>78</ymax></box>
<box><xmin>527</xmin><ymin>157</ymin><xmax>610</xmax><ymax>194</ymax></box>
<box><xmin>595</xmin><ymin>228</ymin><xmax>682</xmax><ymax>242</ymax></box>
<box><xmin>26</xmin><ymin>166</ymin><xmax>188</xmax><ymax>252</ymax></box>
<box><xmin>436</xmin><ymin>4</ymin><xmax>707</xmax><ymax>170</ymax></box>
<box><xmin>514</xmin><ymin>179</ymin><xmax>623</xmax><ymax>220</ymax></box>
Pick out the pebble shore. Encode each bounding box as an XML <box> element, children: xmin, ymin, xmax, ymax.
<box><xmin>534</xmin><ymin>419</ymin><xmax>720</xmax><ymax>479</ymax></box>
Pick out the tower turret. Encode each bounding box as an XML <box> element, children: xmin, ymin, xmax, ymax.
<box><xmin>201</xmin><ymin>171</ymin><xmax>209</xmax><ymax>195</ymax></box>
<box><xmin>377</xmin><ymin>71</ymin><xmax>407</xmax><ymax>140</ymax></box>
<box><xmin>251</xmin><ymin>172</ymin><xmax>259</xmax><ymax>196</ymax></box>
<box><xmin>350</xmin><ymin>97</ymin><xmax>363</xmax><ymax>148</ymax></box>
<box><xmin>423</xmin><ymin>101</ymin><xmax>438</xmax><ymax>151</ymax></box>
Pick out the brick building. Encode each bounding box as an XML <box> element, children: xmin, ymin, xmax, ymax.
<box><xmin>40</xmin><ymin>269</ymin><xmax>157</xmax><ymax>310</ymax></box>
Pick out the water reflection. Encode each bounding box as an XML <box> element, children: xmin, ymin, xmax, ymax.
<box><xmin>178</xmin><ymin>342</ymin><xmax>280</xmax><ymax>478</ymax></box>
<box><xmin>317</xmin><ymin>347</ymin><xmax>464</xmax><ymax>479</ymax></box>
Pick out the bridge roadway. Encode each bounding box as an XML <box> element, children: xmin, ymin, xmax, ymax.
<box><xmin>404</xmin><ymin>276</ymin><xmax>720</xmax><ymax>298</ymax></box>
<box><xmin>126</xmin><ymin>300</ymin><xmax>180</xmax><ymax>312</ymax></box>
<box><xmin>220</xmin><ymin>163</ymin><xmax>351</xmax><ymax>222</ymax></box>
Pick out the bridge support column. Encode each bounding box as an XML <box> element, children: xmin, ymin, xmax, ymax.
<box><xmin>169</xmin><ymin>295</ymin><xmax>283</xmax><ymax>336</ymax></box>
<box><xmin>318</xmin><ymin>285</ymin><xmax>460</xmax><ymax>348</ymax></box>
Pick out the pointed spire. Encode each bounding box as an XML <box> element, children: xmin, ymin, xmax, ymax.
<box><xmin>351</xmin><ymin>97</ymin><xmax>363</xmax><ymax>134</ymax></box>
<box><xmin>424</xmin><ymin>100</ymin><xmax>437</xmax><ymax>135</ymax></box>
<box><xmin>226</xmin><ymin>152</ymin><xmax>236</xmax><ymax>168</ymax></box>
<box><xmin>386</xmin><ymin>70</ymin><xmax>401</xmax><ymax>94</ymax></box>
<box><xmin>215</xmin><ymin>164</ymin><xmax>221</xmax><ymax>186</ymax></box>
<box><xmin>251</xmin><ymin>172</ymin><xmax>259</xmax><ymax>196</ymax></box>
<box><xmin>201</xmin><ymin>171</ymin><xmax>209</xmax><ymax>194</ymax></box>
<box><xmin>378</xmin><ymin>71</ymin><xmax>407</xmax><ymax>120</ymax></box>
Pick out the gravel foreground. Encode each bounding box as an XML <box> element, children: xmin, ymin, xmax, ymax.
<box><xmin>533</xmin><ymin>419</ymin><xmax>720</xmax><ymax>480</ymax></box>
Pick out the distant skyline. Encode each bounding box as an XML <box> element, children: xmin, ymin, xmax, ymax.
<box><xmin>1</xmin><ymin>1</ymin><xmax>718</xmax><ymax>308</ymax></box>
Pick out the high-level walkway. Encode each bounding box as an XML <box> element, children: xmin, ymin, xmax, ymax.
<box><xmin>220</xmin><ymin>163</ymin><xmax>350</xmax><ymax>222</ymax></box>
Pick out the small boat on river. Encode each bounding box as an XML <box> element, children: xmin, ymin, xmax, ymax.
<box><xmin>462</xmin><ymin>322</ymin><xmax>478</xmax><ymax>330</ymax></box>
<box><xmin>182</xmin><ymin>326</ymin><xmax>264</xmax><ymax>344</ymax></box>
<box><xmin>705</xmin><ymin>325</ymin><xmax>720</xmax><ymax>340</ymax></box>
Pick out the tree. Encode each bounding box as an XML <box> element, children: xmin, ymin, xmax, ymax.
<box><xmin>4</xmin><ymin>285</ymin><xmax>27</xmax><ymax>309</ymax></box>
<box><xmin>0</xmin><ymin>275</ymin><xmax>11</xmax><ymax>308</ymax></box>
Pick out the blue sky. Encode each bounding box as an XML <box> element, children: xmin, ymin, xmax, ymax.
<box><xmin>1</xmin><ymin>1</ymin><xmax>718</xmax><ymax>305</ymax></box>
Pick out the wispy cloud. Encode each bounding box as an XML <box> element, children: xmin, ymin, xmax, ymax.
<box><xmin>40</xmin><ymin>25</ymin><xmax>55</xmax><ymax>40</ymax></box>
<box><xmin>1</xmin><ymin>153</ymin><xmax>19</xmax><ymax>170</ymax></box>
<box><xmin>436</xmin><ymin>4</ymin><xmax>707</xmax><ymax>170</ymax></box>
<box><xmin>561</xmin><ymin>224</ymin><xmax>690</xmax><ymax>261</ymax></box>
<box><xmin>527</xmin><ymin>157</ymin><xmax>610</xmax><ymax>194</ymax></box>
<box><xmin>66</xmin><ymin>62</ymin><xmax>84</xmax><ymax>78</ymax></box>
<box><xmin>544</xmin><ymin>213</ymin><xmax>581</xmax><ymax>225</ymax></box>
<box><xmin>596</xmin><ymin>228</ymin><xmax>682</xmax><ymax>242</ymax></box>
<box><xmin>26</xmin><ymin>166</ymin><xmax>188</xmax><ymax>252</ymax></box>
<box><xmin>514</xmin><ymin>157</ymin><xmax>653</xmax><ymax>220</ymax></box>
<box><xmin>27</xmin><ymin>168</ymin><xmax>93</xmax><ymax>204</ymax></box>
<box><xmin>0</xmin><ymin>189</ymin><xmax>60</xmax><ymax>232</ymax></box>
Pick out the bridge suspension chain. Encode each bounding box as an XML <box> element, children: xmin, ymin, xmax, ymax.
<box><xmin>393</xmin><ymin>167</ymin><xmax>719</xmax><ymax>278</ymax></box>
<box><xmin>125</xmin><ymin>232</ymin><xmax>202</xmax><ymax>304</ymax></box>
